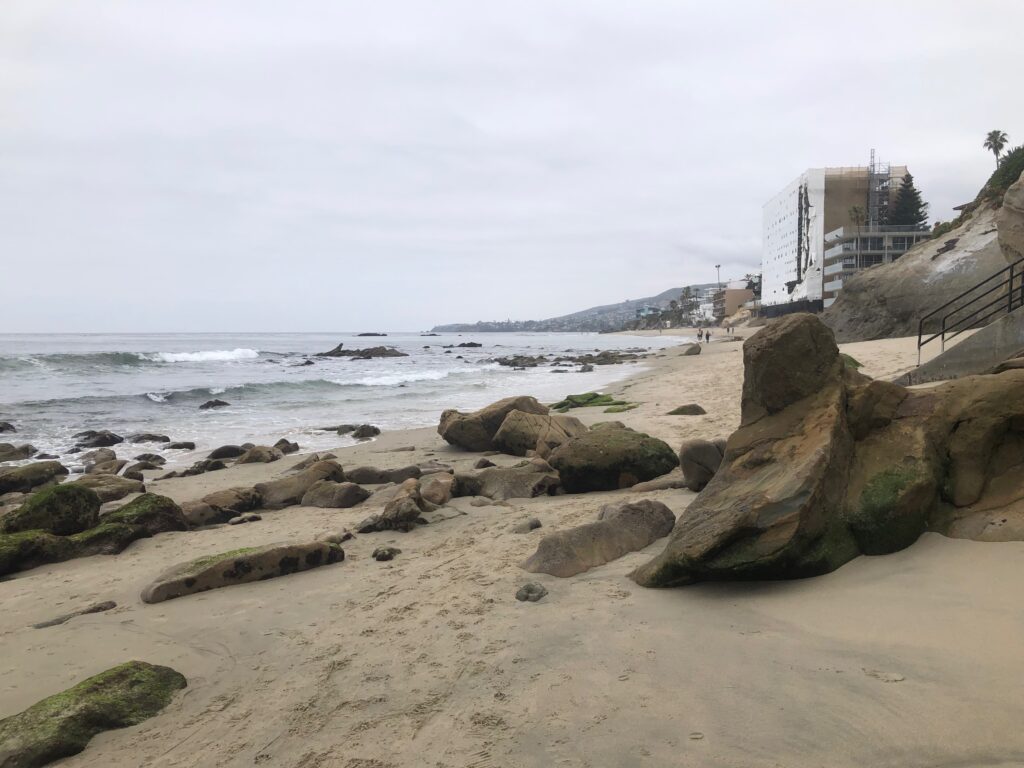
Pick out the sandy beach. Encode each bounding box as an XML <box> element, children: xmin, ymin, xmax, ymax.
<box><xmin>3</xmin><ymin>334</ymin><xmax>1023</xmax><ymax>768</ymax></box>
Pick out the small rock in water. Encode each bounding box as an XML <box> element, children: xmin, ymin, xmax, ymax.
<box><xmin>515</xmin><ymin>583</ymin><xmax>548</xmax><ymax>602</ymax></box>
<box><xmin>512</xmin><ymin>518</ymin><xmax>542</xmax><ymax>534</ymax></box>
<box><xmin>352</xmin><ymin>424</ymin><xmax>381</xmax><ymax>439</ymax></box>
<box><xmin>372</xmin><ymin>546</ymin><xmax>402</xmax><ymax>561</ymax></box>
<box><xmin>199</xmin><ymin>399</ymin><xmax>230</xmax><ymax>410</ymax></box>
<box><xmin>167</xmin><ymin>441</ymin><xmax>196</xmax><ymax>450</ymax></box>
<box><xmin>0</xmin><ymin>421</ymin><xmax>16</xmax><ymax>433</ymax></box>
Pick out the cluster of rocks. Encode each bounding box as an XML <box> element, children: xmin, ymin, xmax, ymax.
<box><xmin>315</xmin><ymin>343</ymin><xmax>408</xmax><ymax>359</ymax></box>
<box><xmin>318</xmin><ymin>424</ymin><xmax>381</xmax><ymax>439</ymax></box>
<box><xmin>158</xmin><ymin>437</ymin><xmax>305</xmax><ymax>479</ymax></box>
<box><xmin>489</xmin><ymin>348</ymin><xmax>647</xmax><ymax>371</ymax></box>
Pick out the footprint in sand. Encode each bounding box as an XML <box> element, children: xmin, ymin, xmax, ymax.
<box><xmin>863</xmin><ymin>668</ymin><xmax>905</xmax><ymax>683</ymax></box>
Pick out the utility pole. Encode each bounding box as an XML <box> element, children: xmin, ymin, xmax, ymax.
<box><xmin>715</xmin><ymin>264</ymin><xmax>721</xmax><ymax>290</ymax></box>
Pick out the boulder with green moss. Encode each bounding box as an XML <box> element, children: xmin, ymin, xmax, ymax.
<box><xmin>547</xmin><ymin>429</ymin><xmax>678</xmax><ymax>493</ymax></box>
<box><xmin>1</xmin><ymin>485</ymin><xmax>101</xmax><ymax>536</ymax></box>
<box><xmin>71</xmin><ymin>473</ymin><xmax>144</xmax><ymax>503</ymax></box>
<box><xmin>549</xmin><ymin>392</ymin><xmax>628</xmax><ymax>412</ymax></box>
<box><xmin>0</xmin><ymin>462</ymin><xmax>68</xmax><ymax>495</ymax></box>
<box><xmin>632</xmin><ymin>314</ymin><xmax>1024</xmax><ymax>588</ymax></box>
<box><xmin>140</xmin><ymin>541</ymin><xmax>345</xmax><ymax>603</ymax></box>
<box><xmin>0</xmin><ymin>660</ymin><xmax>186</xmax><ymax>767</ymax></box>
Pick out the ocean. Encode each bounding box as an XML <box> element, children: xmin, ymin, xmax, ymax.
<box><xmin>0</xmin><ymin>332</ymin><xmax>687</xmax><ymax>468</ymax></box>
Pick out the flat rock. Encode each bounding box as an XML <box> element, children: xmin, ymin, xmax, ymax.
<box><xmin>140</xmin><ymin>541</ymin><xmax>344</xmax><ymax>603</ymax></box>
<box><xmin>520</xmin><ymin>499</ymin><xmax>676</xmax><ymax>577</ymax></box>
<box><xmin>72</xmin><ymin>474</ymin><xmax>145</xmax><ymax>502</ymax></box>
<box><xmin>32</xmin><ymin>600</ymin><xmax>116</xmax><ymax>629</ymax></box>
<box><xmin>300</xmin><ymin>480</ymin><xmax>370</xmax><ymax>508</ymax></box>
<box><xmin>254</xmin><ymin>460</ymin><xmax>344</xmax><ymax>509</ymax></box>
<box><xmin>515</xmin><ymin>583</ymin><xmax>548</xmax><ymax>602</ymax></box>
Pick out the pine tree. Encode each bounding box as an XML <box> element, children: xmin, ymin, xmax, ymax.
<box><xmin>887</xmin><ymin>173</ymin><xmax>929</xmax><ymax>227</ymax></box>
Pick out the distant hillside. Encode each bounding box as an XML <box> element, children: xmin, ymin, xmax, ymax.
<box><xmin>431</xmin><ymin>284</ymin><xmax>716</xmax><ymax>333</ymax></box>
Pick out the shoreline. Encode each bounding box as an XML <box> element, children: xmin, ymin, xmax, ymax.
<box><xmin>3</xmin><ymin>332</ymin><xmax>1023</xmax><ymax>766</ymax></box>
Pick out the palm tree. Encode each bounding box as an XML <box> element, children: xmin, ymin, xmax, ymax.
<box><xmin>984</xmin><ymin>130</ymin><xmax>1009</xmax><ymax>167</ymax></box>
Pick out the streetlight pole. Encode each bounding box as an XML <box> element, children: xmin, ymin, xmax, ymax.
<box><xmin>715</xmin><ymin>264</ymin><xmax>721</xmax><ymax>290</ymax></box>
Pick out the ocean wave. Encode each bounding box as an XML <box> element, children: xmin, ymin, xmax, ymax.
<box><xmin>140</xmin><ymin>348</ymin><xmax>260</xmax><ymax>363</ymax></box>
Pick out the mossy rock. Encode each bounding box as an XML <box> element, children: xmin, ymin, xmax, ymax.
<box><xmin>845</xmin><ymin>465</ymin><xmax>936</xmax><ymax>555</ymax></box>
<box><xmin>102</xmin><ymin>493</ymin><xmax>188</xmax><ymax>532</ymax></box>
<box><xmin>0</xmin><ymin>462</ymin><xmax>68</xmax><ymax>495</ymax></box>
<box><xmin>0</xmin><ymin>530</ymin><xmax>75</xmax><ymax>577</ymax></box>
<box><xmin>0</xmin><ymin>660</ymin><xmax>186</xmax><ymax>768</ymax></box>
<box><xmin>548</xmin><ymin>429</ymin><xmax>679</xmax><ymax>493</ymax></box>
<box><xmin>1</xmin><ymin>485</ymin><xmax>101</xmax><ymax>536</ymax></box>
<box><xmin>602</xmin><ymin>403</ymin><xmax>634</xmax><ymax>415</ymax></box>
<box><xmin>550</xmin><ymin>392</ymin><xmax>627</xmax><ymax>411</ymax></box>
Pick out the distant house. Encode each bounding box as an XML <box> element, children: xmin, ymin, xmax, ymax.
<box><xmin>635</xmin><ymin>305</ymin><xmax>661</xmax><ymax>319</ymax></box>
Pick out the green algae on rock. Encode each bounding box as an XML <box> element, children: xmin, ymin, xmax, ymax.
<box><xmin>0</xmin><ymin>485</ymin><xmax>100</xmax><ymax>537</ymax></box>
<box><xmin>0</xmin><ymin>660</ymin><xmax>186</xmax><ymax>768</ymax></box>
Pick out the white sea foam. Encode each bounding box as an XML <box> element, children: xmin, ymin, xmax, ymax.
<box><xmin>144</xmin><ymin>348</ymin><xmax>260</xmax><ymax>363</ymax></box>
<box><xmin>350</xmin><ymin>369</ymin><xmax>468</xmax><ymax>387</ymax></box>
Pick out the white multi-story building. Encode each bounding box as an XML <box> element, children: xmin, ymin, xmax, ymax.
<box><xmin>761</xmin><ymin>158</ymin><xmax>909</xmax><ymax>312</ymax></box>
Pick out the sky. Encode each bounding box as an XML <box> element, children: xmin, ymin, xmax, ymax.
<box><xmin>2</xmin><ymin>1</ymin><xmax>1023</xmax><ymax>333</ymax></box>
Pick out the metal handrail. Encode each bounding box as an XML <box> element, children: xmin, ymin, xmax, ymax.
<box><xmin>917</xmin><ymin>257</ymin><xmax>1024</xmax><ymax>365</ymax></box>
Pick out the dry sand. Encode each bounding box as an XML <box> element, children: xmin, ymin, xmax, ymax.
<box><xmin>2</xmin><ymin>334</ymin><xmax>1023</xmax><ymax>767</ymax></box>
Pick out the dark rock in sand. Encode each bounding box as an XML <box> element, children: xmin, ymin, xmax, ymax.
<box><xmin>681</xmin><ymin>343</ymin><xmax>701</xmax><ymax>356</ymax></box>
<box><xmin>32</xmin><ymin>600</ymin><xmax>117</xmax><ymax>629</ymax></box>
<box><xmin>71</xmin><ymin>474</ymin><xmax>145</xmax><ymax>503</ymax></box>
<box><xmin>179</xmin><ymin>459</ymin><xmax>227</xmax><ymax>477</ymax></box>
<box><xmin>202</xmin><ymin>487</ymin><xmax>263</xmax><ymax>515</ymax></box>
<box><xmin>167</xmin><ymin>441</ymin><xmax>195</xmax><ymax>450</ymax></box>
<box><xmin>33</xmin><ymin>453</ymin><xmax>58</xmax><ymax>460</ymax></box>
<box><xmin>372</xmin><ymin>546</ymin><xmax>401</xmax><ymax>561</ymax></box>
<box><xmin>667</xmin><ymin>404</ymin><xmax>706</xmax><ymax>416</ymax></box>
<box><xmin>351</xmin><ymin>424</ymin><xmax>381</xmax><ymax>440</ymax></box>
<box><xmin>0</xmin><ymin>461</ymin><xmax>68</xmax><ymax>495</ymax></box>
<box><xmin>515</xmin><ymin>583</ymin><xmax>548</xmax><ymax>602</ymax></box>
<box><xmin>347</xmin><ymin>465</ymin><xmax>421</xmax><ymax>485</ymax></box>
<box><xmin>438</xmin><ymin>395</ymin><xmax>549</xmax><ymax>452</ymax></box>
<box><xmin>199</xmin><ymin>399</ymin><xmax>230</xmax><ymax>410</ymax></box>
<box><xmin>300</xmin><ymin>480</ymin><xmax>370</xmax><ymax>509</ymax></box>
<box><xmin>548</xmin><ymin>430</ymin><xmax>678</xmax><ymax>493</ymax></box>
<box><xmin>140</xmin><ymin>541</ymin><xmax>344</xmax><ymax>603</ymax></box>
<box><xmin>87</xmin><ymin>459</ymin><xmax>127</xmax><ymax>476</ymax></box>
<box><xmin>0</xmin><ymin>660</ymin><xmax>186</xmax><ymax>768</ymax></box>
<box><xmin>1</xmin><ymin>485</ymin><xmax>101</xmax><ymax>536</ymax></box>
<box><xmin>520</xmin><ymin>499</ymin><xmax>675</xmax><ymax>578</ymax></box>
<box><xmin>208</xmin><ymin>444</ymin><xmax>245</xmax><ymax>460</ymax></box>
<box><xmin>512</xmin><ymin>517</ymin><xmax>542</xmax><ymax>534</ymax></box>
<box><xmin>474</xmin><ymin>457</ymin><xmax>496</xmax><ymax>469</ymax></box>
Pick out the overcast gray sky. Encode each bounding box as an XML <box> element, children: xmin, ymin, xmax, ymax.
<box><xmin>2</xmin><ymin>1</ymin><xmax>1022</xmax><ymax>332</ymax></box>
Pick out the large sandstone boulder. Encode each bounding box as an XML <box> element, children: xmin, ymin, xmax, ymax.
<box><xmin>520</xmin><ymin>500</ymin><xmax>676</xmax><ymax>577</ymax></box>
<box><xmin>0</xmin><ymin>443</ymin><xmax>35</xmax><ymax>462</ymax></box>
<box><xmin>202</xmin><ymin>487</ymin><xmax>263</xmax><ymax>515</ymax></box>
<box><xmin>492</xmin><ymin>411</ymin><xmax>587</xmax><ymax>457</ymax></box>
<box><xmin>548</xmin><ymin>430</ymin><xmax>678</xmax><ymax>493</ymax></box>
<box><xmin>437</xmin><ymin>396</ymin><xmax>548</xmax><ymax>451</ymax></box>
<box><xmin>346</xmin><ymin>465</ymin><xmax>420</xmax><ymax>485</ymax></box>
<box><xmin>1</xmin><ymin>485</ymin><xmax>101</xmax><ymax>536</ymax></box>
<box><xmin>678</xmin><ymin>438</ymin><xmax>727</xmax><ymax>492</ymax></box>
<box><xmin>419</xmin><ymin>472</ymin><xmax>456</xmax><ymax>506</ymax></box>
<box><xmin>140</xmin><ymin>541</ymin><xmax>344</xmax><ymax>603</ymax></box>
<box><xmin>0</xmin><ymin>661</ymin><xmax>187</xmax><ymax>768</ymax></box>
<box><xmin>236</xmin><ymin>445</ymin><xmax>283</xmax><ymax>464</ymax></box>
<box><xmin>0</xmin><ymin>462</ymin><xmax>68</xmax><ymax>494</ymax></box>
<box><xmin>632</xmin><ymin>313</ymin><xmax>1024</xmax><ymax>588</ymax></box>
<box><xmin>822</xmin><ymin>202</ymin><xmax>1011</xmax><ymax>341</ymax></box>
<box><xmin>254</xmin><ymin>460</ymin><xmax>344</xmax><ymax>509</ymax></box>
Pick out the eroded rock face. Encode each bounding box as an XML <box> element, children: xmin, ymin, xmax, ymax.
<box><xmin>236</xmin><ymin>446</ymin><xmax>283</xmax><ymax>464</ymax></box>
<box><xmin>300</xmin><ymin>480</ymin><xmax>370</xmax><ymax>509</ymax></box>
<box><xmin>140</xmin><ymin>541</ymin><xmax>344</xmax><ymax>603</ymax></box>
<box><xmin>456</xmin><ymin>463</ymin><xmax>561</xmax><ymax>501</ymax></box>
<box><xmin>547</xmin><ymin>430</ymin><xmax>678</xmax><ymax>493</ymax></box>
<box><xmin>632</xmin><ymin>314</ymin><xmax>1024</xmax><ymax>588</ymax></box>
<box><xmin>0</xmin><ymin>660</ymin><xmax>186</xmax><ymax>768</ymax></box>
<box><xmin>520</xmin><ymin>500</ymin><xmax>676</xmax><ymax>578</ymax></box>
<box><xmin>997</xmin><ymin>175</ymin><xmax>1024</xmax><ymax>263</ymax></box>
<box><xmin>492</xmin><ymin>411</ymin><xmax>587</xmax><ymax>458</ymax></box>
<box><xmin>438</xmin><ymin>396</ymin><xmax>549</xmax><ymax>452</ymax></box>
